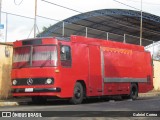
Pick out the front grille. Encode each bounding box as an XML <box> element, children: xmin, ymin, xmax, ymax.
<box><xmin>12</xmin><ymin>78</ymin><xmax>54</xmax><ymax>86</ymax></box>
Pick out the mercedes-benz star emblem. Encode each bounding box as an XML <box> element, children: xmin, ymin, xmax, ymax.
<box><xmin>27</xmin><ymin>78</ymin><xmax>33</xmax><ymax>85</ymax></box>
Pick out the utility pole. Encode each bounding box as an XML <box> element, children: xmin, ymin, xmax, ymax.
<box><xmin>34</xmin><ymin>0</ymin><xmax>37</xmax><ymax>38</ymax></box>
<box><xmin>0</xmin><ymin>0</ymin><xmax>2</xmax><ymax>24</ymax></box>
<box><xmin>0</xmin><ymin>0</ymin><xmax>2</xmax><ymax>42</ymax></box>
<box><xmin>140</xmin><ymin>0</ymin><xmax>143</xmax><ymax>46</ymax></box>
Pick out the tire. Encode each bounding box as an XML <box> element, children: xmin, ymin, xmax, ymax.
<box><xmin>130</xmin><ymin>84</ymin><xmax>138</xmax><ymax>100</ymax></box>
<box><xmin>70</xmin><ymin>82</ymin><xmax>84</xmax><ymax>104</ymax></box>
<box><xmin>32</xmin><ymin>96</ymin><xmax>47</xmax><ymax>104</ymax></box>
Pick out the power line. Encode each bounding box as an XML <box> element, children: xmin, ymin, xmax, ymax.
<box><xmin>2</xmin><ymin>11</ymin><xmax>33</xmax><ymax>19</ymax></box>
<box><xmin>125</xmin><ymin>0</ymin><xmax>160</xmax><ymax>6</ymax></box>
<box><xmin>14</xmin><ymin>0</ymin><xmax>24</xmax><ymax>6</ymax></box>
<box><xmin>41</xmin><ymin>0</ymin><xmax>142</xmax><ymax>13</ymax></box>
<box><xmin>37</xmin><ymin>15</ymin><xmax>59</xmax><ymax>22</ymax></box>
<box><xmin>41</xmin><ymin>0</ymin><xmax>82</xmax><ymax>14</ymax></box>
<box><xmin>112</xmin><ymin>0</ymin><xmax>140</xmax><ymax>10</ymax></box>
<box><xmin>2</xmin><ymin>11</ymin><xmax>64</xmax><ymax>22</ymax></box>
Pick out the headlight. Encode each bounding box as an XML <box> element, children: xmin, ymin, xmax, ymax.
<box><xmin>12</xmin><ymin>80</ymin><xmax>17</xmax><ymax>85</ymax></box>
<box><xmin>45</xmin><ymin>78</ymin><xmax>53</xmax><ymax>84</ymax></box>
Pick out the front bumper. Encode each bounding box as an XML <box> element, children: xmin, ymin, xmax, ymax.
<box><xmin>12</xmin><ymin>87</ymin><xmax>61</xmax><ymax>93</ymax></box>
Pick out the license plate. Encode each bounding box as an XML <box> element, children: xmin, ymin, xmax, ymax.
<box><xmin>25</xmin><ymin>88</ymin><xmax>33</xmax><ymax>92</ymax></box>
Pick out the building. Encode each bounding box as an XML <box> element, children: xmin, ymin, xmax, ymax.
<box><xmin>0</xmin><ymin>42</ymin><xmax>13</xmax><ymax>99</ymax></box>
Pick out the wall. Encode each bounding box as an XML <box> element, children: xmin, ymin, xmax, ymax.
<box><xmin>153</xmin><ymin>60</ymin><xmax>160</xmax><ymax>90</ymax></box>
<box><xmin>0</xmin><ymin>43</ymin><xmax>13</xmax><ymax>99</ymax></box>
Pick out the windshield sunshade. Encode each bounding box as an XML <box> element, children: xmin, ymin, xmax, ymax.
<box><xmin>13</xmin><ymin>45</ymin><xmax>57</xmax><ymax>68</ymax></box>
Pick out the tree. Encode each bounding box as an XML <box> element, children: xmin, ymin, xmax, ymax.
<box><xmin>37</xmin><ymin>24</ymin><xmax>52</xmax><ymax>37</ymax></box>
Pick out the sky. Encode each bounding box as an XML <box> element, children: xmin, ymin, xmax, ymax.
<box><xmin>0</xmin><ymin>0</ymin><xmax>160</xmax><ymax>42</ymax></box>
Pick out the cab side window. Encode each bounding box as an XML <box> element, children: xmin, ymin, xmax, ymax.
<box><xmin>60</xmin><ymin>45</ymin><xmax>71</xmax><ymax>66</ymax></box>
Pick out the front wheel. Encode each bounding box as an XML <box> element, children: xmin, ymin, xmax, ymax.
<box><xmin>70</xmin><ymin>82</ymin><xmax>84</xmax><ymax>104</ymax></box>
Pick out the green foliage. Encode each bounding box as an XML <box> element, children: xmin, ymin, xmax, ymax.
<box><xmin>37</xmin><ymin>24</ymin><xmax>52</xmax><ymax>37</ymax></box>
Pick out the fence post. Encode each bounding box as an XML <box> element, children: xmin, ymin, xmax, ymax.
<box><xmin>85</xmin><ymin>27</ymin><xmax>87</xmax><ymax>37</ymax></box>
<box><xmin>34</xmin><ymin>0</ymin><xmax>37</xmax><ymax>38</ymax></box>
<box><xmin>5</xmin><ymin>13</ymin><xmax>8</xmax><ymax>43</ymax></box>
<box><xmin>123</xmin><ymin>34</ymin><xmax>126</xmax><ymax>43</ymax></box>
<box><xmin>152</xmin><ymin>41</ymin><xmax>155</xmax><ymax>59</ymax></box>
<box><xmin>107</xmin><ymin>32</ymin><xmax>109</xmax><ymax>40</ymax></box>
<box><xmin>62</xmin><ymin>22</ymin><xmax>64</xmax><ymax>36</ymax></box>
<box><xmin>140</xmin><ymin>37</ymin><xmax>142</xmax><ymax>46</ymax></box>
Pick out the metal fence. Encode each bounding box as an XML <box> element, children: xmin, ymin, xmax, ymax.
<box><xmin>0</xmin><ymin>12</ymin><xmax>160</xmax><ymax>61</ymax></box>
<box><xmin>50</xmin><ymin>21</ymin><xmax>160</xmax><ymax>61</ymax></box>
<box><xmin>0</xmin><ymin>12</ymin><xmax>57</xmax><ymax>43</ymax></box>
<box><xmin>55</xmin><ymin>21</ymin><xmax>155</xmax><ymax>46</ymax></box>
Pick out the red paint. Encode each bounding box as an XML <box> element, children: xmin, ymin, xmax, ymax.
<box><xmin>11</xmin><ymin>35</ymin><xmax>153</xmax><ymax>99</ymax></box>
<box><xmin>13</xmin><ymin>41</ymin><xmax>22</xmax><ymax>47</ymax></box>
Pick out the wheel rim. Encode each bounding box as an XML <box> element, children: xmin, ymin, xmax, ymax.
<box><xmin>74</xmin><ymin>86</ymin><xmax>81</xmax><ymax>99</ymax></box>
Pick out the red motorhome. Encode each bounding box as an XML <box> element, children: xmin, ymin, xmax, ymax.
<box><xmin>11</xmin><ymin>35</ymin><xmax>153</xmax><ymax>104</ymax></box>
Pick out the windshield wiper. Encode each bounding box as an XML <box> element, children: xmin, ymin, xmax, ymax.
<box><xmin>40</xmin><ymin>51</ymin><xmax>52</xmax><ymax>68</ymax></box>
<box><xmin>18</xmin><ymin>62</ymin><xmax>25</xmax><ymax>68</ymax></box>
<box><xmin>18</xmin><ymin>62</ymin><xmax>28</xmax><ymax>68</ymax></box>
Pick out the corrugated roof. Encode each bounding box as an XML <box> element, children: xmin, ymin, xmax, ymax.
<box><xmin>38</xmin><ymin>9</ymin><xmax>160</xmax><ymax>46</ymax></box>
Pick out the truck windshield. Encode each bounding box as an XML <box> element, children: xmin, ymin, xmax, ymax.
<box><xmin>13</xmin><ymin>45</ymin><xmax>57</xmax><ymax>68</ymax></box>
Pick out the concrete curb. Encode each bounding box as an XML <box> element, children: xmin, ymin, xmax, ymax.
<box><xmin>0</xmin><ymin>97</ymin><xmax>31</xmax><ymax>107</ymax></box>
<box><xmin>0</xmin><ymin>102</ymin><xmax>19</xmax><ymax>106</ymax></box>
<box><xmin>139</xmin><ymin>92</ymin><xmax>160</xmax><ymax>97</ymax></box>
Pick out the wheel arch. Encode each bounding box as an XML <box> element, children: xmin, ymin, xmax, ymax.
<box><xmin>131</xmin><ymin>82</ymin><xmax>139</xmax><ymax>90</ymax></box>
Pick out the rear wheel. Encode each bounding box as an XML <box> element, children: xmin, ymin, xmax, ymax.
<box><xmin>32</xmin><ymin>96</ymin><xmax>47</xmax><ymax>104</ymax></box>
<box><xmin>70</xmin><ymin>82</ymin><xmax>84</xmax><ymax>104</ymax></box>
<box><xmin>130</xmin><ymin>83</ymin><xmax>138</xmax><ymax>100</ymax></box>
